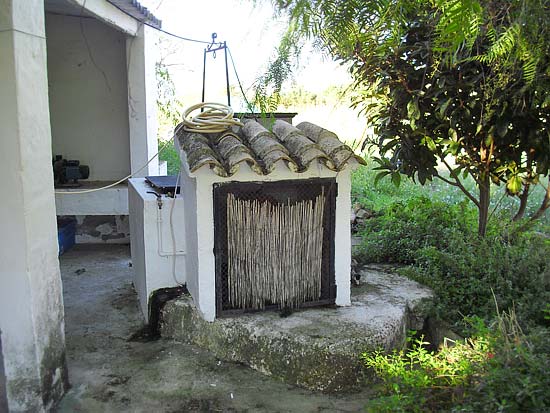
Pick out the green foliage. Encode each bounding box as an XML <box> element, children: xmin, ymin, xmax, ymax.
<box><xmin>353</xmin><ymin>165</ymin><xmax>550</xmax><ymax>333</ymax></box>
<box><xmin>402</xmin><ymin>228</ymin><xmax>550</xmax><ymax>333</ymax></box>
<box><xmin>264</xmin><ymin>0</ymin><xmax>550</xmax><ymax>236</ymax></box>
<box><xmin>158</xmin><ymin>139</ymin><xmax>180</xmax><ymax>175</ymax></box>
<box><xmin>362</xmin><ymin>312</ymin><xmax>550</xmax><ymax>412</ymax></box>
<box><xmin>363</xmin><ymin>332</ymin><xmax>489</xmax><ymax>412</ymax></box>
<box><xmin>355</xmin><ymin>196</ymin><xmax>475</xmax><ymax>265</ymax></box>
<box><xmin>458</xmin><ymin>318</ymin><xmax>550</xmax><ymax>412</ymax></box>
<box><xmin>355</xmin><ymin>199</ymin><xmax>550</xmax><ymax>333</ymax></box>
<box><xmin>276</xmin><ymin>85</ymin><xmax>351</xmax><ymax>109</ymax></box>
<box><xmin>351</xmin><ymin>166</ymin><xmax>549</xmax><ymax>411</ymax></box>
<box><xmin>156</xmin><ymin>55</ymin><xmax>183</xmax><ymax>136</ymax></box>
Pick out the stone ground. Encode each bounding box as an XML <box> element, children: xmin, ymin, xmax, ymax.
<box><xmin>161</xmin><ymin>263</ymin><xmax>432</xmax><ymax>393</ymax></box>
<box><xmin>55</xmin><ymin>245</ymin><xmax>374</xmax><ymax>412</ymax></box>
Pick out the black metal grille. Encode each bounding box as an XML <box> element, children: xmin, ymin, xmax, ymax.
<box><xmin>213</xmin><ymin>178</ymin><xmax>337</xmax><ymax>316</ymax></box>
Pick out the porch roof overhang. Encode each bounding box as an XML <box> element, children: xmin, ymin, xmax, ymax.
<box><xmin>44</xmin><ymin>0</ymin><xmax>161</xmax><ymax>35</ymax></box>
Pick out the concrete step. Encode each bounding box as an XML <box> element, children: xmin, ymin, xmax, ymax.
<box><xmin>161</xmin><ymin>268</ymin><xmax>433</xmax><ymax>392</ymax></box>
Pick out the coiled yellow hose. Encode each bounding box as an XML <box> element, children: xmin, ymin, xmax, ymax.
<box><xmin>182</xmin><ymin>102</ymin><xmax>243</xmax><ymax>133</ymax></box>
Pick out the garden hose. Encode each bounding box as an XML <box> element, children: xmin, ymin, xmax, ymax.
<box><xmin>182</xmin><ymin>102</ymin><xmax>243</xmax><ymax>133</ymax></box>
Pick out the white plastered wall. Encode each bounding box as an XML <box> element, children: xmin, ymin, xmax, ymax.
<box><xmin>129</xmin><ymin>178</ymin><xmax>186</xmax><ymax>320</ymax></box>
<box><xmin>181</xmin><ymin>158</ymin><xmax>354</xmax><ymax>322</ymax></box>
<box><xmin>127</xmin><ymin>24</ymin><xmax>159</xmax><ymax>178</ymax></box>
<box><xmin>0</xmin><ymin>0</ymin><xmax>67</xmax><ymax>410</ymax></box>
<box><xmin>46</xmin><ymin>13</ymin><xmax>131</xmax><ymax>181</ymax></box>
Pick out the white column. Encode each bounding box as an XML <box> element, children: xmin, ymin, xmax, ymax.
<box><xmin>335</xmin><ymin>170</ymin><xmax>352</xmax><ymax>307</ymax></box>
<box><xmin>0</xmin><ymin>0</ymin><xmax>68</xmax><ymax>410</ymax></box>
<box><xmin>127</xmin><ymin>24</ymin><xmax>159</xmax><ymax>177</ymax></box>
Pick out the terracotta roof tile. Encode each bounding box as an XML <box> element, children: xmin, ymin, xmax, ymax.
<box><xmin>176</xmin><ymin>119</ymin><xmax>366</xmax><ymax>177</ymax></box>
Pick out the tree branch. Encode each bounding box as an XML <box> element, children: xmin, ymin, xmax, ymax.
<box><xmin>442</xmin><ymin>160</ymin><xmax>481</xmax><ymax>208</ymax></box>
<box><xmin>530</xmin><ymin>181</ymin><xmax>550</xmax><ymax>221</ymax></box>
<box><xmin>434</xmin><ymin>173</ymin><xmax>459</xmax><ymax>187</ymax></box>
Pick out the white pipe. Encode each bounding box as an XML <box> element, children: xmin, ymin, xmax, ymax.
<box><xmin>156</xmin><ymin>196</ymin><xmax>185</xmax><ymax>257</ymax></box>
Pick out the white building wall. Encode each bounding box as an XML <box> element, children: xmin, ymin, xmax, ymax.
<box><xmin>0</xmin><ymin>0</ymin><xmax>67</xmax><ymax>410</ymax></box>
<box><xmin>46</xmin><ymin>13</ymin><xmax>131</xmax><ymax>181</ymax></box>
<box><xmin>127</xmin><ymin>25</ymin><xmax>159</xmax><ymax>177</ymax></box>
<box><xmin>129</xmin><ymin>179</ymin><xmax>186</xmax><ymax>320</ymax></box>
<box><xmin>182</xmin><ymin>158</ymin><xmax>354</xmax><ymax>322</ymax></box>
<box><xmin>181</xmin><ymin>165</ymin><xmax>200</xmax><ymax>312</ymax></box>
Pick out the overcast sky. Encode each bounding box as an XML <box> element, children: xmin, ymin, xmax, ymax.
<box><xmin>140</xmin><ymin>0</ymin><xmax>351</xmax><ymax>110</ymax></box>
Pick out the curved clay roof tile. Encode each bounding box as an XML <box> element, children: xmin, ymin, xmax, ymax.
<box><xmin>175</xmin><ymin>119</ymin><xmax>364</xmax><ymax>177</ymax></box>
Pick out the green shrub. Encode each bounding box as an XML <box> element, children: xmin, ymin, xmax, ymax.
<box><xmin>403</xmin><ymin>229</ymin><xmax>550</xmax><ymax>333</ymax></box>
<box><xmin>351</xmin><ymin>165</ymin><xmax>550</xmax><ymax>411</ymax></box>
<box><xmin>363</xmin><ymin>312</ymin><xmax>550</xmax><ymax>412</ymax></box>
<box><xmin>363</xmin><ymin>330</ymin><xmax>490</xmax><ymax>412</ymax></box>
<box><xmin>355</xmin><ymin>196</ymin><xmax>476</xmax><ymax>264</ymax></box>
<box><xmin>458</xmin><ymin>313</ymin><xmax>550</xmax><ymax>412</ymax></box>
<box><xmin>354</xmin><ymin>194</ymin><xmax>550</xmax><ymax>333</ymax></box>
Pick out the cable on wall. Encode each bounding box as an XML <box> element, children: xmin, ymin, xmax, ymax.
<box><xmin>105</xmin><ymin>0</ymin><xmax>213</xmax><ymax>44</ymax></box>
<box><xmin>54</xmin><ymin>126</ymin><xmax>181</xmax><ymax>195</ymax></box>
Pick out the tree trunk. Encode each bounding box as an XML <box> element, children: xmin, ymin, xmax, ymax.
<box><xmin>478</xmin><ymin>174</ymin><xmax>491</xmax><ymax>237</ymax></box>
<box><xmin>514</xmin><ymin>154</ymin><xmax>533</xmax><ymax>221</ymax></box>
<box><xmin>513</xmin><ymin>184</ymin><xmax>530</xmax><ymax>221</ymax></box>
<box><xmin>530</xmin><ymin>182</ymin><xmax>550</xmax><ymax>221</ymax></box>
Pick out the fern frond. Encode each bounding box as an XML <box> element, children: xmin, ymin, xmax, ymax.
<box><xmin>480</xmin><ymin>23</ymin><xmax>520</xmax><ymax>64</ymax></box>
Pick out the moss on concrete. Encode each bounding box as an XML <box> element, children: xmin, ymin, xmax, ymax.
<box><xmin>161</xmin><ymin>268</ymin><xmax>434</xmax><ymax>393</ymax></box>
<box><xmin>40</xmin><ymin>332</ymin><xmax>69</xmax><ymax>410</ymax></box>
<box><xmin>162</xmin><ymin>296</ymin><xmax>372</xmax><ymax>392</ymax></box>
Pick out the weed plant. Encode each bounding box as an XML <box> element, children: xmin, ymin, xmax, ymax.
<box><xmin>363</xmin><ymin>312</ymin><xmax>550</xmax><ymax>412</ymax></box>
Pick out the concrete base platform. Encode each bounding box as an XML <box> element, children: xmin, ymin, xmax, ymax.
<box><xmin>161</xmin><ymin>266</ymin><xmax>433</xmax><ymax>392</ymax></box>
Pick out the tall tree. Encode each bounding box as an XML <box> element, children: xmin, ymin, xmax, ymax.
<box><xmin>262</xmin><ymin>0</ymin><xmax>550</xmax><ymax>236</ymax></box>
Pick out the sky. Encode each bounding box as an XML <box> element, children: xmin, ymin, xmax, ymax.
<box><xmin>140</xmin><ymin>0</ymin><xmax>352</xmax><ymax>111</ymax></box>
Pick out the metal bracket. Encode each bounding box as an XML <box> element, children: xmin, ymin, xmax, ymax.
<box><xmin>202</xmin><ymin>32</ymin><xmax>231</xmax><ymax>107</ymax></box>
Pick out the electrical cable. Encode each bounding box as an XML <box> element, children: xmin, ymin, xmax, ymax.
<box><xmin>104</xmin><ymin>1</ymin><xmax>213</xmax><ymax>44</ymax></box>
<box><xmin>54</xmin><ymin>126</ymin><xmax>181</xmax><ymax>194</ymax></box>
<box><xmin>227</xmin><ymin>47</ymin><xmax>255</xmax><ymax>112</ymax></box>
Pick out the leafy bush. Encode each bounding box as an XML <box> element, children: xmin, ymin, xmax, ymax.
<box><xmin>158</xmin><ymin>139</ymin><xmax>180</xmax><ymax>175</ymax></box>
<box><xmin>355</xmin><ymin>196</ymin><xmax>476</xmax><ymax>264</ymax></box>
<box><xmin>354</xmin><ymin>190</ymin><xmax>550</xmax><ymax>333</ymax></box>
<box><xmin>351</xmin><ymin>166</ymin><xmax>550</xmax><ymax>411</ymax></box>
<box><xmin>363</xmin><ymin>312</ymin><xmax>550</xmax><ymax>412</ymax></box>
<box><xmin>402</xmin><ymin>226</ymin><xmax>550</xmax><ymax>333</ymax></box>
<box><xmin>459</xmin><ymin>323</ymin><xmax>550</xmax><ymax>412</ymax></box>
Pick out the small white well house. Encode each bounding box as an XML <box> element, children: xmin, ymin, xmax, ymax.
<box><xmin>177</xmin><ymin>119</ymin><xmax>365</xmax><ymax>321</ymax></box>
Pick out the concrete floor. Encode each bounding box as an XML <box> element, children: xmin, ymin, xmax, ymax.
<box><xmin>55</xmin><ymin>245</ymin><xmax>373</xmax><ymax>412</ymax></box>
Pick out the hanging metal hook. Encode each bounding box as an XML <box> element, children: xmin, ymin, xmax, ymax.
<box><xmin>207</xmin><ymin>32</ymin><xmax>218</xmax><ymax>58</ymax></box>
<box><xmin>202</xmin><ymin>32</ymin><xmax>231</xmax><ymax>107</ymax></box>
